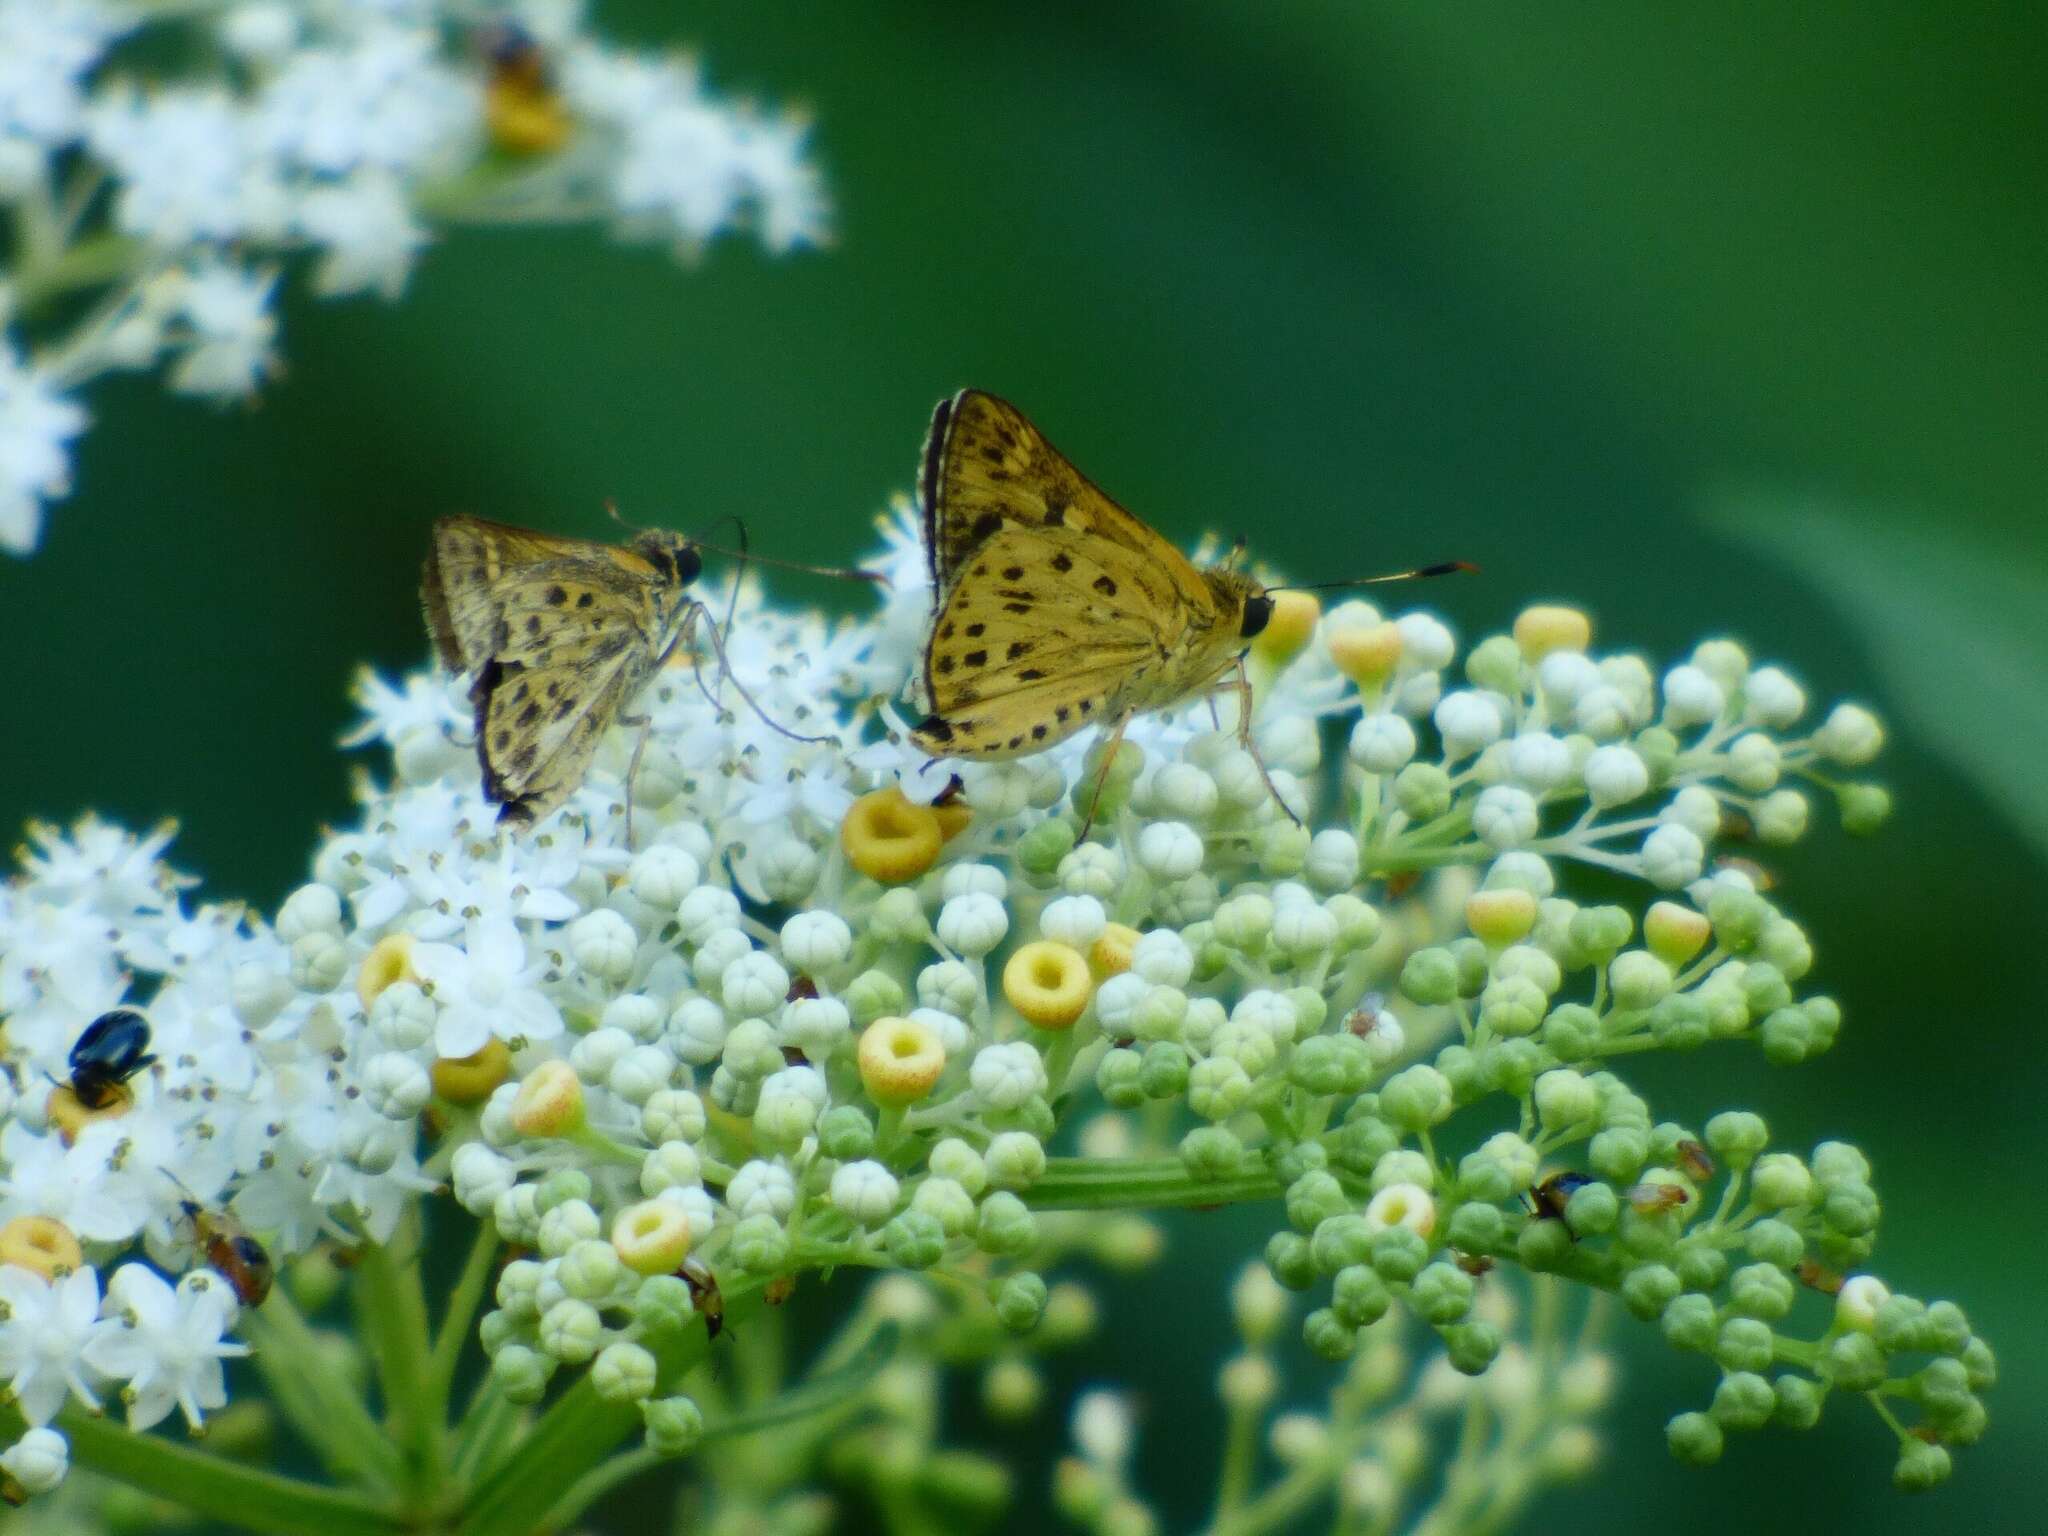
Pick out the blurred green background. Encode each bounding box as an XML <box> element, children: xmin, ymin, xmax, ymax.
<box><xmin>3</xmin><ymin>3</ymin><xmax>2042</xmax><ymax>1531</ymax></box>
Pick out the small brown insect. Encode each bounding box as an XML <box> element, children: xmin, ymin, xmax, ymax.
<box><xmin>1714</xmin><ymin>855</ymin><xmax>1779</xmax><ymax>892</ymax></box>
<box><xmin>168</xmin><ymin>1185</ymin><xmax>275</xmax><ymax>1307</ymax></box>
<box><xmin>1455</xmin><ymin>1251</ymin><xmax>1496</xmax><ymax>1277</ymax></box>
<box><xmin>1</xmin><ymin>1468</ymin><xmax>25</xmax><ymax>1507</ymax></box>
<box><xmin>1795</xmin><ymin>1258</ymin><xmax>1844</xmax><ymax>1296</ymax></box>
<box><xmin>680</xmin><ymin>1256</ymin><xmax>725</xmax><ymax>1340</ymax></box>
<box><xmin>1344</xmin><ymin>993</ymin><xmax>1388</xmax><ymax>1038</ymax></box>
<box><xmin>1675</xmin><ymin>1139</ymin><xmax>1715</xmax><ymax>1182</ymax></box>
<box><xmin>785</xmin><ymin>974</ymin><xmax>820</xmax><ymax>1003</ymax></box>
<box><xmin>1625</xmin><ymin>1181</ymin><xmax>1691</xmax><ymax>1216</ymax></box>
<box><xmin>480</xmin><ymin>24</ymin><xmax>572</xmax><ymax>156</ymax></box>
<box><xmin>764</xmin><ymin>1274</ymin><xmax>796</xmax><ymax>1307</ymax></box>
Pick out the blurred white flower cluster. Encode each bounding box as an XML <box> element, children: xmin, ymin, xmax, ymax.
<box><xmin>0</xmin><ymin>0</ymin><xmax>827</xmax><ymax>554</ymax></box>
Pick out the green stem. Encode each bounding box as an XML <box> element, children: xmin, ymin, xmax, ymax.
<box><xmin>449</xmin><ymin>1375</ymin><xmax>521</xmax><ymax>1489</ymax></box>
<box><xmin>56</xmin><ymin>1407</ymin><xmax>402</xmax><ymax>1536</ymax></box>
<box><xmin>243</xmin><ymin>1289</ymin><xmax>407</xmax><ymax>1492</ymax></box>
<box><xmin>535</xmin><ymin>1445</ymin><xmax>665</xmax><ymax>1535</ymax></box>
<box><xmin>1021</xmin><ymin>1157</ymin><xmax>1282</xmax><ymax>1211</ymax></box>
<box><xmin>456</xmin><ymin>1374</ymin><xmax>642</xmax><ymax>1536</ymax></box>
<box><xmin>11</xmin><ymin>231</ymin><xmax>139</xmax><ymax>311</ymax></box>
<box><xmin>356</xmin><ymin>1235</ymin><xmax>440</xmax><ymax>1495</ymax></box>
<box><xmin>427</xmin><ymin>1218</ymin><xmax>504</xmax><ymax>1423</ymax></box>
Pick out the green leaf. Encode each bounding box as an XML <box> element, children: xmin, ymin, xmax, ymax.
<box><xmin>1713</xmin><ymin>496</ymin><xmax>2048</xmax><ymax>860</ymax></box>
<box><xmin>700</xmin><ymin>1321</ymin><xmax>901</xmax><ymax>1443</ymax></box>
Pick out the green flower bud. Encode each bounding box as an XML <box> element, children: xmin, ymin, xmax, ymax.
<box><xmin>632</xmin><ymin>1274</ymin><xmax>695</xmax><ymax>1339</ymax></box>
<box><xmin>818</xmin><ymin>1105</ymin><xmax>876</xmax><ymax>1161</ymax></box>
<box><xmin>975</xmin><ymin>1192</ymin><xmax>1036</xmax><ymax>1256</ymax></box>
<box><xmin>1609</xmin><ymin>950</ymin><xmax>1673</xmax><ymax>1011</ymax></box>
<box><xmin>1517</xmin><ymin>1217</ymin><xmax>1573</xmax><ymax>1273</ymax></box>
<box><xmin>983</xmin><ymin>1357</ymin><xmax>1043</xmax><ymax>1420</ymax></box>
<box><xmin>1648</xmin><ymin>993</ymin><xmax>1710</xmax><ymax>1050</ymax></box>
<box><xmin>995</xmin><ymin>1271</ymin><xmax>1048</xmax><ymax>1333</ymax></box>
<box><xmin>1660</xmin><ymin>1293</ymin><xmax>1718</xmax><ymax>1353</ymax></box>
<box><xmin>1408</xmin><ymin>1261</ymin><xmax>1475</xmax><ymax>1326</ymax></box>
<box><xmin>1398</xmin><ymin>947</ymin><xmax>1460</xmax><ymax>1006</ymax></box>
<box><xmin>1622</xmin><ymin>1263</ymin><xmax>1682</xmax><ymax>1321</ymax></box>
<box><xmin>1214</xmin><ymin>892</ymin><xmax>1275</xmax><ymax>952</ymax></box>
<box><xmin>643</xmin><ymin>1394</ymin><xmax>705</xmax><ymax>1457</ymax></box>
<box><xmin>1094</xmin><ymin>1046</ymin><xmax>1147</xmax><ymax>1109</ymax></box>
<box><xmin>1702</xmin><ymin>1110</ymin><xmax>1768</xmax><ymax>1170</ymax></box>
<box><xmin>1287</xmin><ymin>1170</ymin><xmax>1349</xmax><ymax>1234</ymax></box>
<box><xmin>1714</xmin><ymin>1317</ymin><xmax>1775</xmax><ymax>1374</ymax></box>
<box><xmin>1445</xmin><ymin>1202</ymin><xmax>1505</xmax><ymax>1254</ymax></box>
<box><xmin>1533</xmin><ymin>1068</ymin><xmax>1597</xmax><ymax>1130</ymax></box>
<box><xmin>1541</xmin><ymin>1002</ymin><xmax>1599</xmax><ymax>1059</ymax></box>
<box><xmin>1311</xmin><ymin>1215</ymin><xmax>1375</xmax><ymax>1276</ymax></box>
<box><xmin>492</xmin><ymin>1343</ymin><xmax>554</xmax><ymax>1404</ymax></box>
<box><xmin>1838</xmin><ymin>783</ymin><xmax>1892</xmax><ymax>836</ymax></box>
<box><xmin>1381</xmin><ymin>1064</ymin><xmax>1452</xmax><ymax>1130</ymax></box>
<box><xmin>1697</xmin><ymin>975</ymin><xmax>1750</xmax><ymax>1038</ymax></box>
<box><xmin>1446</xmin><ymin>938</ymin><xmax>1490</xmax><ymax>998</ymax></box>
<box><xmin>1132</xmin><ymin>986</ymin><xmax>1188</xmax><ymax>1043</ymax></box>
<box><xmin>1265</xmin><ymin>1230</ymin><xmax>1317</xmax><ymax>1291</ymax></box>
<box><xmin>1017</xmin><ymin>818</ymin><xmax>1078</xmax><ymax>876</ymax></box>
<box><xmin>880</xmin><ymin>1212</ymin><xmax>942</xmax><ymax>1277</ymax></box>
<box><xmin>1368</xmin><ymin>1148</ymin><xmax>1432</xmax><ymax>1194</ymax></box>
<box><xmin>1478</xmin><ymin>977</ymin><xmax>1547</xmax><ymax>1038</ymax></box>
<box><xmin>914</xmin><ymin>1451</ymin><xmax>1013</xmax><ymax>1518</ymax></box>
<box><xmin>1589</xmin><ymin>1127</ymin><xmax>1651</xmax><ymax>1183</ymax></box>
<box><xmin>1822</xmin><ymin>1182</ymin><xmax>1880</xmax><ymax>1238</ymax></box>
<box><xmin>1442</xmin><ymin>1320</ymin><xmax>1502</xmax><ymax>1375</ymax></box>
<box><xmin>1434</xmin><ymin>1043</ymin><xmax>1483</xmax><ymax>1103</ymax></box>
<box><xmin>1874</xmin><ymin>1296</ymin><xmax>1929</xmax><ymax>1355</ymax></box>
<box><xmin>1303</xmin><ymin>1306</ymin><xmax>1359</xmax><ymax>1361</ymax></box>
<box><xmin>1924</xmin><ymin>1300</ymin><xmax>1972</xmax><ymax>1356</ymax></box>
<box><xmin>1741</xmin><ymin>961</ymin><xmax>1793</xmax><ymax>1015</ymax></box>
<box><xmin>478</xmin><ymin>1309</ymin><xmax>523</xmax><ymax>1356</ymax></box>
<box><xmin>1564</xmin><ymin>1180</ymin><xmax>1619</xmax><ymax>1237</ymax></box>
<box><xmin>1771</xmin><ymin>1374</ymin><xmax>1823</xmax><ymax>1429</ymax></box>
<box><xmin>1394</xmin><ymin>762</ymin><xmax>1453</xmax><ymax>820</ymax></box>
<box><xmin>1180</xmin><ymin>1125</ymin><xmax>1245</xmax><ymax>1181</ymax></box>
<box><xmin>1258</xmin><ymin>822</ymin><xmax>1312</xmax><ymax>878</ymax></box>
<box><xmin>1187</xmin><ymin>1055</ymin><xmax>1254</xmax><ymax>1120</ymax></box>
<box><xmin>1893</xmin><ymin>1439</ymin><xmax>1952</xmax><ymax>1493</ymax></box>
<box><xmin>1331</xmin><ymin>1263</ymin><xmax>1391</xmax><ymax>1328</ymax></box>
<box><xmin>1271</xmin><ymin>1139</ymin><xmax>1328</xmax><ymax>1185</ymax></box>
<box><xmin>1567</xmin><ymin>905</ymin><xmax>1633</xmax><ymax>966</ymax></box>
<box><xmin>1707</xmin><ymin>888</ymin><xmax>1767</xmax><ymax>952</ymax></box>
<box><xmin>536</xmin><ymin>1170</ymin><xmax>595</xmax><ymax>1213</ymax></box>
<box><xmin>561</xmin><ymin>1238</ymin><xmax>624</xmax><ymax>1302</ymax></box>
<box><xmin>592</xmin><ymin>1340</ymin><xmax>658</xmax><ymax>1403</ymax></box>
<box><xmin>1914</xmin><ymin>1356</ymin><xmax>1972</xmax><ymax>1417</ymax></box>
<box><xmin>1326</xmin><ymin>894</ymin><xmax>1382</xmax><ymax>949</ymax></box>
<box><xmin>1289</xmin><ymin>1034</ymin><xmax>1372</xmax><ymax>1096</ymax></box>
<box><xmin>1812</xmin><ymin>1140</ymin><xmax>1871</xmax><ymax>1187</ymax></box>
<box><xmin>1805</xmin><ymin>995</ymin><xmax>1842</xmax><ymax>1053</ymax></box>
<box><xmin>1960</xmin><ymin>1337</ymin><xmax>1997</xmax><ymax>1390</ymax></box>
<box><xmin>1710</xmin><ymin>1370</ymin><xmax>1775</xmax><ymax>1431</ymax></box>
<box><xmin>1745</xmin><ymin>1219</ymin><xmax>1805</xmax><ymax>1270</ymax></box>
<box><xmin>1750</xmin><ymin>1153</ymin><xmax>1814</xmax><ymax>1209</ymax></box>
<box><xmin>1456</xmin><ymin>1152</ymin><xmax>1515</xmax><ymax>1206</ymax></box>
<box><xmin>1466</xmin><ymin>634</ymin><xmax>1523</xmax><ymax>692</ymax></box>
<box><xmin>731</xmin><ymin>1214</ymin><xmax>792</xmax><ymax>1275</ymax></box>
<box><xmin>1370</xmin><ymin>1226</ymin><xmax>1430</xmax><ymax>1283</ymax></box>
<box><xmin>1758</xmin><ymin>917</ymin><xmax>1812</xmax><ymax>979</ymax></box>
<box><xmin>1329</xmin><ymin>1115</ymin><xmax>1400</xmax><ymax>1177</ymax></box>
<box><xmin>1822</xmin><ymin>1332</ymin><xmax>1888</xmax><ymax>1393</ymax></box>
<box><xmin>1635</xmin><ymin>724</ymin><xmax>1680</xmax><ymax>782</ymax></box>
<box><xmin>871</xmin><ymin>886</ymin><xmax>929</xmax><ymax>943</ymax></box>
<box><xmin>1675</xmin><ymin>1240</ymin><xmax>1728</xmax><ymax>1293</ymax></box>
<box><xmin>538</xmin><ymin>1298</ymin><xmax>603</xmax><ymax>1364</ymax></box>
<box><xmin>1759</xmin><ymin>1006</ymin><xmax>1812</xmax><ymax>1065</ymax></box>
<box><xmin>1666</xmin><ymin>1411</ymin><xmax>1723</xmax><ymax>1465</ymax></box>
<box><xmin>845</xmin><ymin>969</ymin><xmax>907</xmax><ymax>1026</ymax></box>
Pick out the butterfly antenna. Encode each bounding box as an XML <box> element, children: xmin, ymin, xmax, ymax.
<box><xmin>681</xmin><ymin>603</ymin><xmax>840</xmax><ymax>748</ymax></box>
<box><xmin>690</xmin><ymin>537</ymin><xmax>890</xmax><ymax>587</ymax></box>
<box><xmin>1269</xmin><ymin>560</ymin><xmax>1478</xmax><ymax>594</ymax></box>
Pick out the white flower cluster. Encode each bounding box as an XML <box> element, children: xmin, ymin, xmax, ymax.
<box><xmin>0</xmin><ymin>0</ymin><xmax>827</xmax><ymax>554</ymax></box>
<box><xmin>0</xmin><ymin>503</ymin><xmax>1904</xmax><ymax>1497</ymax></box>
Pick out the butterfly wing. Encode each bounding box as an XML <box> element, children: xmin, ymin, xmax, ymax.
<box><xmin>423</xmin><ymin>516</ymin><xmax>658</xmax><ymax>671</ymax></box>
<box><xmin>475</xmin><ymin>643</ymin><xmax>652</xmax><ymax>826</ymax></box>
<box><xmin>919</xmin><ymin>391</ymin><xmax>1213</xmax><ymax>614</ymax></box>
<box><xmin>913</xmin><ymin>524</ymin><xmax>1187</xmax><ymax>758</ymax></box>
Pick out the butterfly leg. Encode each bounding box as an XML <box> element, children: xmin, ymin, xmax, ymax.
<box><xmin>1077</xmin><ymin>710</ymin><xmax>1135</xmax><ymax>840</ymax></box>
<box><xmin>665</xmin><ymin>600</ymin><xmax>838</xmax><ymax>748</ymax></box>
<box><xmin>1230</xmin><ymin>656</ymin><xmax>1304</xmax><ymax>829</ymax></box>
<box><xmin>618</xmin><ymin>711</ymin><xmax>653</xmax><ymax>845</ymax></box>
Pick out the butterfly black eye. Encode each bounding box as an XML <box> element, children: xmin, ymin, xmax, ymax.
<box><xmin>675</xmin><ymin>545</ymin><xmax>703</xmax><ymax>586</ymax></box>
<box><xmin>1238</xmin><ymin>594</ymin><xmax>1274</xmax><ymax>640</ymax></box>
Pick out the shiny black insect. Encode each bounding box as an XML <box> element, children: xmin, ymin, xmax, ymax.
<box><xmin>68</xmin><ymin>1009</ymin><xmax>156</xmax><ymax>1109</ymax></box>
<box><xmin>182</xmin><ymin>1201</ymin><xmax>275</xmax><ymax>1308</ymax></box>
<box><xmin>1522</xmin><ymin>1171</ymin><xmax>1597</xmax><ymax>1240</ymax></box>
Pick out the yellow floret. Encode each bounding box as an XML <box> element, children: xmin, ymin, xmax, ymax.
<box><xmin>857</xmin><ymin>1014</ymin><xmax>946</xmax><ymax>1106</ymax></box>
<box><xmin>1088</xmin><ymin>922</ymin><xmax>1142</xmax><ymax>980</ymax></box>
<box><xmin>357</xmin><ymin>932</ymin><xmax>417</xmax><ymax>1010</ymax></box>
<box><xmin>1512</xmin><ymin>604</ymin><xmax>1592</xmax><ymax>660</ymax></box>
<box><xmin>0</xmin><ymin>1215</ymin><xmax>83</xmax><ymax>1279</ymax></box>
<box><xmin>1003</xmin><ymin>940</ymin><xmax>1093</xmax><ymax>1030</ymax></box>
<box><xmin>841</xmin><ymin>787</ymin><xmax>944</xmax><ymax>884</ymax></box>
<box><xmin>1252</xmin><ymin>591</ymin><xmax>1321</xmax><ymax>667</ymax></box>
<box><xmin>432</xmin><ymin>1036</ymin><xmax>512</xmax><ymax>1104</ymax></box>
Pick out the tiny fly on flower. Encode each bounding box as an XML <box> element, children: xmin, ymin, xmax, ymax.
<box><xmin>1522</xmin><ymin>1171</ymin><xmax>1597</xmax><ymax>1240</ymax></box>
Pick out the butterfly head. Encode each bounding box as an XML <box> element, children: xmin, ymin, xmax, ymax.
<box><xmin>1203</xmin><ymin>566</ymin><xmax>1273</xmax><ymax>641</ymax></box>
<box><xmin>629</xmin><ymin>530</ymin><xmax>704</xmax><ymax>589</ymax></box>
